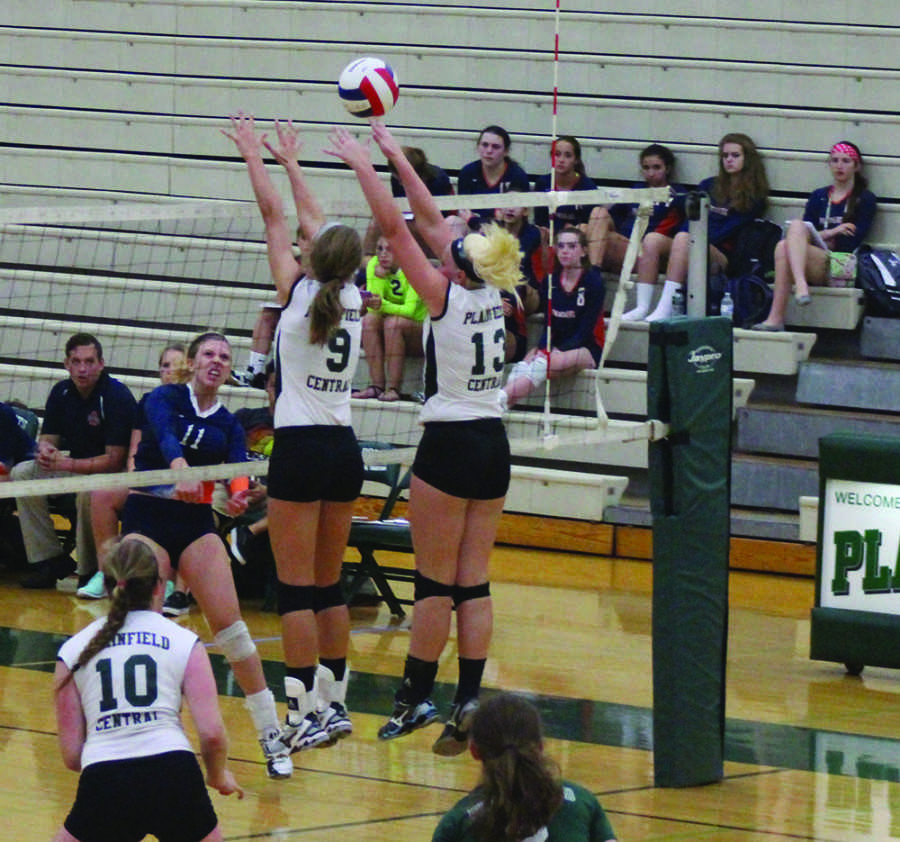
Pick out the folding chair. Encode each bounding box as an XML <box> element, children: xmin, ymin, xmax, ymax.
<box><xmin>344</xmin><ymin>446</ymin><xmax>414</xmax><ymax>618</ymax></box>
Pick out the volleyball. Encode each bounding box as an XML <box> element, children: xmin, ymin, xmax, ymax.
<box><xmin>338</xmin><ymin>57</ymin><xmax>399</xmax><ymax>118</ymax></box>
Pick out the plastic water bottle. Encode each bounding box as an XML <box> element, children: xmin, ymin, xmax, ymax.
<box><xmin>720</xmin><ymin>290</ymin><xmax>734</xmax><ymax>321</ymax></box>
<box><xmin>671</xmin><ymin>288</ymin><xmax>685</xmax><ymax>316</ymax></box>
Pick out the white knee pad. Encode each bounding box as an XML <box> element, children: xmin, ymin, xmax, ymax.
<box><xmin>214</xmin><ymin>620</ymin><xmax>256</xmax><ymax>663</ymax></box>
<box><xmin>510</xmin><ymin>354</ymin><xmax>548</xmax><ymax>389</ymax></box>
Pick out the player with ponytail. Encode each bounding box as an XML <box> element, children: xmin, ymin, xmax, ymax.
<box><xmin>225</xmin><ymin>113</ymin><xmax>364</xmax><ymax>758</ymax></box>
<box><xmin>54</xmin><ymin>539</ymin><xmax>242</xmax><ymax>842</ymax></box>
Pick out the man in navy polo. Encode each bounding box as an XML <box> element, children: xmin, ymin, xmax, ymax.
<box><xmin>12</xmin><ymin>332</ymin><xmax>137</xmax><ymax>589</ymax></box>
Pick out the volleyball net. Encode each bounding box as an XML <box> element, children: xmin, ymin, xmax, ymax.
<box><xmin>0</xmin><ymin>184</ymin><xmax>671</xmax><ymax>500</ymax></box>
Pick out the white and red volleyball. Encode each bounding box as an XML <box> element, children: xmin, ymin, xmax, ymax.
<box><xmin>338</xmin><ymin>57</ymin><xmax>399</xmax><ymax>118</ymax></box>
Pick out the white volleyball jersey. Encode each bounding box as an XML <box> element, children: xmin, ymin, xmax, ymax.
<box><xmin>420</xmin><ymin>282</ymin><xmax>505</xmax><ymax>424</ymax></box>
<box><xmin>273</xmin><ymin>277</ymin><xmax>363</xmax><ymax>428</ymax></box>
<box><xmin>57</xmin><ymin>610</ymin><xmax>198</xmax><ymax>768</ymax></box>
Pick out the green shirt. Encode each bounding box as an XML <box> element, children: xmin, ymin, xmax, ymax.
<box><xmin>364</xmin><ymin>256</ymin><xmax>427</xmax><ymax>322</ymax></box>
<box><xmin>432</xmin><ymin>780</ymin><xmax>616</xmax><ymax>842</ymax></box>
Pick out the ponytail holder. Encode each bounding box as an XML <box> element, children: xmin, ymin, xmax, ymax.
<box><xmin>831</xmin><ymin>142</ymin><xmax>860</xmax><ymax>161</ymax></box>
<box><xmin>116</xmin><ymin>579</ymin><xmax>127</xmax><ymax>589</ymax></box>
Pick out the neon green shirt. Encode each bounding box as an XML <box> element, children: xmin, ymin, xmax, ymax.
<box><xmin>364</xmin><ymin>257</ymin><xmax>427</xmax><ymax>322</ymax></box>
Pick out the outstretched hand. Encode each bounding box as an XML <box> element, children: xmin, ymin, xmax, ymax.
<box><xmin>369</xmin><ymin>120</ymin><xmax>403</xmax><ymax>162</ymax></box>
<box><xmin>262</xmin><ymin>119</ymin><xmax>303</xmax><ymax>168</ymax></box>
<box><xmin>324</xmin><ymin>126</ymin><xmax>372</xmax><ymax>170</ymax></box>
<box><xmin>222</xmin><ymin>111</ymin><xmax>266</xmax><ymax>159</ymax></box>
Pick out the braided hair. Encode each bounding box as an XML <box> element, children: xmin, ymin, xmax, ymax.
<box><xmin>56</xmin><ymin>539</ymin><xmax>160</xmax><ymax>690</ymax></box>
<box><xmin>469</xmin><ymin>693</ymin><xmax>563</xmax><ymax>842</ymax></box>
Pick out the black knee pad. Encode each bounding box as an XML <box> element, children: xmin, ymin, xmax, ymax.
<box><xmin>414</xmin><ymin>570</ymin><xmax>454</xmax><ymax>602</ymax></box>
<box><xmin>452</xmin><ymin>581</ymin><xmax>491</xmax><ymax>608</ymax></box>
<box><xmin>276</xmin><ymin>581</ymin><xmax>315</xmax><ymax>616</ymax></box>
<box><xmin>313</xmin><ymin>582</ymin><xmax>346</xmax><ymax>613</ymax></box>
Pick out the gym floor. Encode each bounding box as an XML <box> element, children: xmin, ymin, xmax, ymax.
<box><xmin>2</xmin><ymin>546</ymin><xmax>898</xmax><ymax>841</ymax></box>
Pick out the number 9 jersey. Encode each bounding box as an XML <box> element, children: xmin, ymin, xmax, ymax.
<box><xmin>273</xmin><ymin>277</ymin><xmax>363</xmax><ymax>428</ymax></box>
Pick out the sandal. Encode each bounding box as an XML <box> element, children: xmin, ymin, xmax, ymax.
<box><xmin>352</xmin><ymin>384</ymin><xmax>384</xmax><ymax>400</ymax></box>
<box><xmin>378</xmin><ymin>387</ymin><xmax>401</xmax><ymax>403</ymax></box>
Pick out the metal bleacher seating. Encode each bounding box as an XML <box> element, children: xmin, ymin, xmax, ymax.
<box><xmin>1</xmin><ymin>1</ymin><xmax>899</xmax><ymax>568</ymax></box>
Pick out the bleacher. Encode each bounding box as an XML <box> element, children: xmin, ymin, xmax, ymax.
<box><xmin>2</xmin><ymin>0</ymin><xmax>899</xmax><ymax>574</ymax></box>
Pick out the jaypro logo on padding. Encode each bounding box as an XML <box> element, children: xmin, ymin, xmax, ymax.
<box><xmin>687</xmin><ymin>345</ymin><xmax>723</xmax><ymax>374</ymax></box>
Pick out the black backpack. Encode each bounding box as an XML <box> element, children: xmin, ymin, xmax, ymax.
<box><xmin>726</xmin><ymin>218</ymin><xmax>783</xmax><ymax>281</ymax></box>
<box><xmin>708</xmin><ymin>268</ymin><xmax>773</xmax><ymax>328</ymax></box>
<box><xmin>856</xmin><ymin>246</ymin><xmax>900</xmax><ymax>317</ymax></box>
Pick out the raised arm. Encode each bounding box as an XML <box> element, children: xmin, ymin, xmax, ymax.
<box><xmin>262</xmin><ymin>119</ymin><xmax>326</xmax><ymax>243</ymax></box>
<box><xmin>222</xmin><ymin>112</ymin><xmax>301</xmax><ymax>303</ymax></box>
<box><xmin>325</xmin><ymin>126</ymin><xmax>448</xmax><ymax>315</ymax></box>
<box><xmin>370</xmin><ymin>122</ymin><xmax>453</xmax><ymax>258</ymax></box>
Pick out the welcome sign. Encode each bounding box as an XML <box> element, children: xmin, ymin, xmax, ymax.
<box><xmin>811</xmin><ymin>434</ymin><xmax>900</xmax><ymax>672</ymax></box>
<box><xmin>820</xmin><ymin>478</ymin><xmax>900</xmax><ymax>612</ymax></box>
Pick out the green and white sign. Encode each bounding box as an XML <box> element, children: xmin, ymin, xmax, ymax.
<box><xmin>820</xmin><ymin>478</ymin><xmax>900</xmax><ymax>612</ymax></box>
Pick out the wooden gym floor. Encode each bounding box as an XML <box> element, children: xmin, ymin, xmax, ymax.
<box><xmin>2</xmin><ymin>545</ymin><xmax>899</xmax><ymax>841</ymax></box>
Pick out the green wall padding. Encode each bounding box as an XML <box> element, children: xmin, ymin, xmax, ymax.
<box><xmin>647</xmin><ymin>317</ymin><xmax>732</xmax><ymax>787</ymax></box>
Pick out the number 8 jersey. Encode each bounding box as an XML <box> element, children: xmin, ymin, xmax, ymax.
<box><xmin>420</xmin><ymin>282</ymin><xmax>505</xmax><ymax>423</ymax></box>
<box><xmin>57</xmin><ymin>611</ymin><xmax>198</xmax><ymax>768</ymax></box>
<box><xmin>274</xmin><ymin>277</ymin><xmax>363</xmax><ymax>428</ymax></box>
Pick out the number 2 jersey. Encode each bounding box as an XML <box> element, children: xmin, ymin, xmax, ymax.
<box><xmin>420</xmin><ymin>282</ymin><xmax>505</xmax><ymax>424</ymax></box>
<box><xmin>57</xmin><ymin>611</ymin><xmax>198</xmax><ymax>768</ymax></box>
<box><xmin>273</xmin><ymin>276</ymin><xmax>363</xmax><ymax>428</ymax></box>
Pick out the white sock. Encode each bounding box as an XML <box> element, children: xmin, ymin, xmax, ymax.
<box><xmin>245</xmin><ymin>687</ymin><xmax>279</xmax><ymax>737</ymax></box>
<box><xmin>247</xmin><ymin>350</ymin><xmax>268</xmax><ymax>374</ymax></box>
<box><xmin>646</xmin><ymin>280</ymin><xmax>681</xmax><ymax>322</ymax></box>
<box><xmin>622</xmin><ymin>283</ymin><xmax>655</xmax><ymax>321</ymax></box>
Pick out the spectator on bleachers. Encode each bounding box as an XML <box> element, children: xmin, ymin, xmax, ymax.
<box><xmin>583</xmin><ymin>144</ymin><xmax>686</xmax><ymax>320</ymax></box>
<box><xmin>643</xmin><ymin>133</ymin><xmax>769</xmax><ymax>321</ymax></box>
<box><xmin>352</xmin><ymin>233</ymin><xmax>426</xmax><ymax>402</ymax></box>
<box><xmin>532</xmin><ymin>135</ymin><xmax>598</xmax><ymax>232</ymax></box>
<box><xmin>13</xmin><ymin>332</ymin><xmax>137</xmax><ymax>590</ymax></box>
<box><xmin>360</xmin><ymin>145</ymin><xmax>457</xmax><ymax>262</ymax></box>
<box><xmin>431</xmin><ymin>692</ymin><xmax>617</xmax><ymax>842</ymax></box>
<box><xmin>390</xmin><ymin>145</ymin><xmax>454</xmax><ymax>203</ymax></box>
<box><xmin>79</xmin><ymin>342</ymin><xmax>186</xmax><ymax>601</ymax></box>
<box><xmin>0</xmin><ymin>401</ymin><xmax>36</xmax><ymax>478</ymax></box>
<box><xmin>457</xmin><ymin>125</ymin><xmax>531</xmax><ymax>223</ymax></box>
<box><xmin>492</xmin><ymin>193</ymin><xmax>543</xmax><ymax>287</ymax></box>
<box><xmin>502</xmin><ymin>227</ymin><xmax>605</xmax><ymax>409</ymax></box>
<box><xmin>754</xmin><ymin>141</ymin><xmax>877</xmax><ymax>332</ymax></box>
<box><xmin>490</xmin><ymin>196</ymin><xmax>541</xmax><ymax>363</ymax></box>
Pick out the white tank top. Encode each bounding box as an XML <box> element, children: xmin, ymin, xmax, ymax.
<box><xmin>273</xmin><ymin>276</ymin><xmax>363</xmax><ymax>427</ymax></box>
<box><xmin>420</xmin><ymin>282</ymin><xmax>505</xmax><ymax>424</ymax></box>
<box><xmin>57</xmin><ymin>610</ymin><xmax>198</xmax><ymax>768</ymax></box>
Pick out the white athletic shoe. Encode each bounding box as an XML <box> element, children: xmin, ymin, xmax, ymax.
<box><xmin>316</xmin><ymin>665</ymin><xmax>352</xmax><ymax>742</ymax></box>
<box><xmin>260</xmin><ymin>728</ymin><xmax>293</xmax><ymax>779</ymax></box>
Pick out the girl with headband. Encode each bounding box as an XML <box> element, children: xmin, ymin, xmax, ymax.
<box><xmin>755</xmin><ymin>141</ymin><xmax>877</xmax><ymax>331</ymax></box>
<box><xmin>327</xmin><ymin>121</ymin><xmax>521</xmax><ymax>755</ymax></box>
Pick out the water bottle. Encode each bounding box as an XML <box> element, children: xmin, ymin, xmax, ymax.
<box><xmin>671</xmin><ymin>287</ymin><xmax>685</xmax><ymax>316</ymax></box>
<box><xmin>720</xmin><ymin>290</ymin><xmax>734</xmax><ymax>321</ymax></box>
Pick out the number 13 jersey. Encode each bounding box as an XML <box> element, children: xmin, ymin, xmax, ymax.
<box><xmin>420</xmin><ymin>282</ymin><xmax>505</xmax><ymax>424</ymax></box>
<box><xmin>274</xmin><ymin>277</ymin><xmax>363</xmax><ymax>428</ymax></box>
